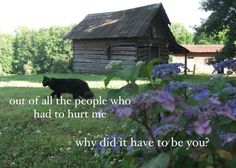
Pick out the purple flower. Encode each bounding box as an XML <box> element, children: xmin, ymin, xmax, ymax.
<box><xmin>162</xmin><ymin>114</ymin><xmax>181</xmax><ymax>123</ymax></box>
<box><xmin>213</xmin><ymin>59</ymin><xmax>236</xmax><ymax>74</ymax></box>
<box><xmin>152</xmin><ymin>124</ymin><xmax>182</xmax><ymax>137</ymax></box>
<box><xmin>193</xmin><ymin>88</ymin><xmax>210</xmax><ymax>101</ymax></box>
<box><xmin>126</xmin><ymin>144</ymin><xmax>133</xmax><ymax>151</ymax></box>
<box><xmin>95</xmin><ymin>142</ymin><xmax>106</xmax><ymax>154</ymax></box>
<box><xmin>184</xmin><ymin>97</ymin><xmax>236</xmax><ymax>125</ymax></box>
<box><xmin>194</xmin><ymin>120</ymin><xmax>212</xmax><ymax>135</ymax></box>
<box><xmin>99</xmin><ymin>90</ymin><xmax>183</xmax><ymax>120</ymax></box>
<box><xmin>221</xmin><ymin>84</ymin><xmax>236</xmax><ymax>96</ymax></box>
<box><xmin>154</xmin><ymin>91</ymin><xmax>176</xmax><ymax>112</ymax></box>
<box><xmin>116</xmin><ymin>106</ymin><xmax>133</xmax><ymax>119</ymax></box>
<box><xmin>95</xmin><ymin>133</ymin><xmax>122</xmax><ymax>154</ymax></box>
<box><xmin>111</xmin><ymin>145</ymin><xmax>120</xmax><ymax>152</ymax></box>
<box><xmin>220</xmin><ymin>133</ymin><xmax>236</xmax><ymax>146</ymax></box>
<box><xmin>209</xmin><ymin>97</ymin><xmax>221</xmax><ymax>105</ymax></box>
<box><xmin>165</xmin><ymin>81</ymin><xmax>210</xmax><ymax>101</ymax></box>
<box><xmin>226</xmin><ymin>99</ymin><xmax>236</xmax><ymax>118</ymax></box>
<box><xmin>152</xmin><ymin>63</ymin><xmax>184</xmax><ymax>79</ymax></box>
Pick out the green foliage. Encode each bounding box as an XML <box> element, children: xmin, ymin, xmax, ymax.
<box><xmin>197</xmin><ymin>0</ymin><xmax>236</xmax><ymax>62</ymax></box>
<box><xmin>12</xmin><ymin>26</ymin><xmax>73</xmax><ymax>74</ymax></box>
<box><xmin>170</xmin><ymin>23</ymin><xmax>193</xmax><ymax>44</ymax></box>
<box><xmin>0</xmin><ymin>33</ymin><xmax>14</xmax><ymax>73</ymax></box>
<box><xmin>104</xmin><ymin>58</ymin><xmax>160</xmax><ymax>91</ymax></box>
<box><xmin>0</xmin><ymin>64</ymin><xmax>6</xmax><ymax>75</ymax></box>
<box><xmin>23</xmin><ymin>60</ymin><xmax>35</xmax><ymax>75</ymax></box>
<box><xmin>143</xmin><ymin>153</ymin><xmax>170</xmax><ymax>168</ymax></box>
<box><xmin>193</xmin><ymin>27</ymin><xmax>228</xmax><ymax>44</ymax></box>
<box><xmin>49</xmin><ymin>54</ymin><xmax>72</xmax><ymax>73</ymax></box>
<box><xmin>104</xmin><ymin>61</ymin><xmax>143</xmax><ymax>88</ymax></box>
<box><xmin>139</xmin><ymin>57</ymin><xmax>161</xmax><ymax>82</ymax></box>
<box><xmin>102</xmin><ymin>74</ymin><xmax>236</xmax><ymax>167</ymax></box>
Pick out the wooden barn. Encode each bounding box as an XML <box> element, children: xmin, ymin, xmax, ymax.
<box><xmin>65</xmin><ymin>3</ymin><xmax>187</xmax><ymax>73</ymax></box>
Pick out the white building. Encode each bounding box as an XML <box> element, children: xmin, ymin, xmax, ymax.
<box><xmin>173</xmin><ymin>45</ymin><xmax>224</xmax><ymax>74</ymax></box>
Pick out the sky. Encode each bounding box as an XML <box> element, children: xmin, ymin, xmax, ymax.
<box><xmin>0</xmin><ymin>0</ymin><xmax>210</xmax><ymax>33</ymax></box>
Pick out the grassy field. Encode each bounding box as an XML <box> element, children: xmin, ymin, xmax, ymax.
<box><xmin>0</xmin><ymin>73</ymin><xmax>121</xmax><ymax>167</ymax></box>
<box><xmin>0</xmin><ymin>73</ymin><xmax>235</xmax><ymax>167</ymax></box>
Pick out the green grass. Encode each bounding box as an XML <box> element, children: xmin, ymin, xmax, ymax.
<box><xmin>1</xmin><ymin>73</ymin><xmax>236</xmax><ymax>167</ymax></box>
<box><xmin>0</xmin><ymin>73</ymin><xmax>106</xmax><ymax>82</ymax></box>
<box><xmin>0</xmin><ymin>73</ymin><xmax>121</xmax><ymax>168</ymax></box>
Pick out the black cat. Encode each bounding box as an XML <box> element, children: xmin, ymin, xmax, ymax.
<box><xmin>42</xmin><ymin>76</ymin><xmax>94</xmax><ymax>99</ymax></box>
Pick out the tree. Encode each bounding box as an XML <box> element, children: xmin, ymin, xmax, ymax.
<box><xmin>12</xmin><ymin>26</ymin><xmax>73</xmax><ymax>74</ymax></box>
<box><xmin>13</xmin><ymin>27</ymin><xmax>37</xmax><ymax>73</ymax></box>
<box><xmin>170</xmin><ymin>23</ymin><xmax>193</xmax><ymax>44</ymax></box>
<box><xmin>0</xmin><ymin>33</ymin><xmax>14</xmax><ymax>73</ymax></box>
<box><xmin>198</xmin><ymin>0</ymin><xmax>236</xmax><ymax>63</ymax></box>
<box><xmin>193</xmin><ymin>28</ymin><xmax>227</xmax><ymax>44</ymax></box>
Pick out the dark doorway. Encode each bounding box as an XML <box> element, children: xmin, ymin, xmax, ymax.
<box><xmin>149</xmin><ymin>46</ymin><xmax>160</xmax><ymax>60</ymax></box>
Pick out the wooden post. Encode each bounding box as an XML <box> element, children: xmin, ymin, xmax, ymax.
<box><xmin>193</xmin><ymin>64</ymin><xmax>196</xmax><ymax>75</ymax></box>
<box><xmin>184</xmin><ymin>52</ymin><xmax>187</xmax><ymax>75</ymax></box>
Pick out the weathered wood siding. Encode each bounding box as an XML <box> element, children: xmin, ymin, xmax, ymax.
<box><xmin>136</xmin><ymin>12</ymin><xmax>169</xmax><ymax>63</ymax></box>
<box><xmin>72</xmin><ymin>11</ymin><xmax>172</xmax><ymax>73</ymax></box>
<box><xmin>72</xmin><ymin>39</ymin><xmax>137</xmax><ymax>73</ymax></box>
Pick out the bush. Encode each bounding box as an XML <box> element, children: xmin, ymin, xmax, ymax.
<box><xmin>50</xmin><ymin>54</ymin><xmax>72</xmax><ymax>73</ymax></box>
<box><xmin>23</xmin><ymin>61</ymin><xmax>35</xmax><ymax>75</ymax></box>
<box><xmin>96</xmin><ymin>62</ymin><xmax>236</xmax><ymax>167</ymax></box>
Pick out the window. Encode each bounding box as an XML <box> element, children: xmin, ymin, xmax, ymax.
<box><xmin>188</xmin><ymin>56</ymin><xmax>194</xmax><ymax>59</ymax></box>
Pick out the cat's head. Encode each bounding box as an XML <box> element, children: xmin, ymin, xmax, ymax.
<box><xmin>42</xmin><ymin>76</ymin><xmax>51</xmax><ymax>87</ymax></box>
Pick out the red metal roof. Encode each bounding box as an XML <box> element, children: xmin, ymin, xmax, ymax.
<box><xmin>182</xmin><ymin>45</ymin><xmax>224</xmax><ymax>53</ymax></box>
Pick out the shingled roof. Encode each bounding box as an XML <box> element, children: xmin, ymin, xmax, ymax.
<box><xmin>182</xmin><ymin>45</ymin><xmax>224</xmax><ymax>53</ymax></box>
<box><xmin>65</xmin><ymin>4</ymin><xmax>170</xmax><ymax>39</ymax></box>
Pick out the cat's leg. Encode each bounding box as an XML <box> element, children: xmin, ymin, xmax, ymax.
<box><xmin>50</xmin><ymin>91</ymin><xmax>57</xmax><ymax>98</ymax></box>
<box><xmin>72</xmin><ymin>92</ymin><xmax>80</xmax><ymax>99</ymax></box>
<box><xmin>56</xmin><ymin>92</ymin><xmax>61</xmax><ymax>99</ymax></box>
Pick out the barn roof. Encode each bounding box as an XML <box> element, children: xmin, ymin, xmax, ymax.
<box><xmin>65</xmin><ymin>4</ymin><xmax>170</xmax><ymax>39</ymax></box>
<box><xmin>182</xmin><ymin>45</ymin><xmax>224</xmax><ymax>54</ymax></box>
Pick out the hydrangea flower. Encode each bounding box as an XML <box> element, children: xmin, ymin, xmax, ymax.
<box><xmin>165</xmin><ymin>81</ymin><xmax>210</xmax><ymax>101</ymax></box>
<box><xmin>193</xmin><ymin>120</ymin><xmax>212</xmax><ymax>135</ymax></box>
<box><xmin>219</xmin><ymin>133</ymin><xmax>236</xmax><ymax>146</ymax></box>
<box><xmin>193</xmin><ymin>88</ymin><xmax>210</xmax><ymax>101</ymax></box>
<box><xmin>95</xmin><ymin>133</ymin><xmax>121</xmax><ymax>154</ymax></box>
<box><xmin>221</xmin><ymin>84</ymin><xmax>236</xmax><ymax>96</ymax></box>
<box><xmin>226</xmin><ymin>99</ymin><xmax>236</xmax><ymax>117</ymax></box>
<box><xmin>152</xmin><ymin>124</ymin><xmax>183</xmax><ymax>137</ymax></box>
<box><xmin>213</xmin><ymin>59</ymin><xmax>236</xmax><ymax>74</ymax></box>
<box><xmin>152</xmin><ymin>63</ymin><xmax>184</xmax><ymax>79</ymax></box>
<box><xmin>100</xmin><ymin>90</ymin><xmax>183</xmax><ymax>119</ymax></box>
<box><xmin>184</xmin><ymin>97</ymin><xmax>235</xmax><ymax>127</ymax></box>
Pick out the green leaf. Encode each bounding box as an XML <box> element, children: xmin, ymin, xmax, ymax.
<box><xmin>217</xmin><ymin>149</ymin><xmax>233</xmax><ymax>160</ymax></box>
<box><xmin>104</xmin><ymin>73</ymin><xmax>115</xmax><ymax>87</ymax></box>
<box><xmin>115</xmin><ymin>66</ymin><xmax>136</xmax><ymax>83</ymax></box>
<box><xmin>139</xmin><ymin>57</ymin><xmax>161</xmax><ymax>81</ymax></box>
<box><xmin>142</xmin><ymin>152</ymin><xmax>170</xmax><ymax>168</ymax></box>
<box><xmin>136</xmin><ymin>128</ymin><xmax>146</xmax><ymax>141</ymax></box>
